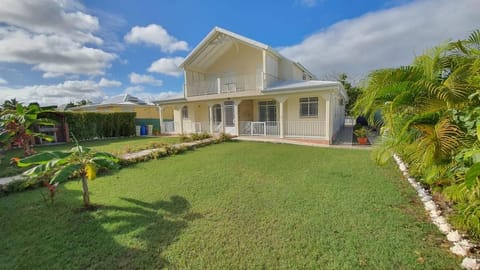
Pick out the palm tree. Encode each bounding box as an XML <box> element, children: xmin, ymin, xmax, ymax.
<box><xmin>2</xmin><ymin>98</ymin><xmax>20</xmax><ymax>110</ymax></box>
<box><xmin>16</xmin><ymin>141</ymin><xmax>119</xmax><ymax>208</ymax></box>
<box><xmin>354</xmin><ymin>29</ymin><xmax>480</xmax><ymax>237</ymax></box>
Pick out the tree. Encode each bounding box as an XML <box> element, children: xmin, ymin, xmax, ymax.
<box><xmin>0</xmin><ymin>104</ymin><xmax>55</xmax><ymax>155</ymax></box>
<box><xmin>353</xmin><ymin>29</ymin><xmax>480</xmax><ymax>237</ymax></box>
<box><xmin>338</xmin><ymin>73</ymin><xmax>362</xmax><ymax>116</ymax></box>
<box><xmin>16</xmin><ymin>141</ymin><xmax>119</xmax><ymax>208</ymax></box>
<box><xmin>1</xmin><ymin>98</ymin><xmax>21</xmax><ymax>111</ymax></box>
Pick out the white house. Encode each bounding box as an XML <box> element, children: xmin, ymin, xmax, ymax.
<box><xmin>155</xmin><ymin>27</ymin><xmax>347</xmax><ymax>144</ymax></box>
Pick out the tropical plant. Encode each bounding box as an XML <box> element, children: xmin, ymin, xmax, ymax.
<box><xmin>15</xmin><ymin>139</ymin><xmax>119</xmax><ymax>208</ymax></box>
<box><xmin>0</xmin><ymin>103</ymin><xmax>55</xmax><ymax>155</ymax></box>
<box><xmin>1</xmin><ymin>98</ymin><xmax>20</xmax><ymax>111</ymax></box>
<box><xmin>353</xmin><ymin>126</ymin><xmax>368</xmax><ymax>138</ymax></box>
<box><xmin>353</xmin><ymin>29</ymin><xmax>480</xmax><ymax>238</ymax></box>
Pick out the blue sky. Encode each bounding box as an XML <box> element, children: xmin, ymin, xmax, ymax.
<box><xmin>0</xmin><ymin>0</ymin><xmax>478</xmax><ymax>105</ymax></box>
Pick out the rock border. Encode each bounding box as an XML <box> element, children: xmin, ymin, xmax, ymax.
<box><xmin>393</xmin><ymin>154</ymin><xmax>479</xmax><ymax>270</ymax></box>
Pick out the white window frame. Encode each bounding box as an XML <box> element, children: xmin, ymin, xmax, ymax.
<box><xmin>299</xmin><ymin>97</ymin><xmax>318</xmax><ymax>118</ymax></box>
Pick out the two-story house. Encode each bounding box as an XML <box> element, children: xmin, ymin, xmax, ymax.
<box><xmin>155</xmin><ymin>27</ymin><xmax>347</xmax><ymax>144</ymax></box>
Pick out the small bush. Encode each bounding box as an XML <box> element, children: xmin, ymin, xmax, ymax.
<box><xmin>218</xmin><ymin>132</ymin><xmax>233</xmax><ymax>142</ymax></box>
<box><xmin>179</xmin><ymin>134</ymin><xmax>193</xmax><ymax>142</ymax></box>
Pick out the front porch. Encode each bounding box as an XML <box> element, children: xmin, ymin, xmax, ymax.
<box><xmin>158</xmin><ymin>93</ymin><xmax>337</xmax><ymax>142</ymax></box>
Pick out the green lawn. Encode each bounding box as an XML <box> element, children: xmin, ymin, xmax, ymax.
<box><xmin>0</xmin><ymin>142</ymin><xmax>459</xmax><ymax>269</ymax></box>
<box><xmin>0</xmin><ymin>136</ymin><xmax>180</xmax><ymax>177</ymax></box>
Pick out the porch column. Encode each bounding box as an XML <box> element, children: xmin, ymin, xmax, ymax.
<box><xmin>233</xmin><ymin>100</ymin><xmax>242</xmax><ymax>136</ymax></box>
<box><xmin>157</xmin><ymin>106</ymin><xmax>163</xmax><ymax>135</ymax></box>
<box><xmin>325</xmin><ymin>96</ymin><xmax>331</xmax><ymax>142</ymax></box>
<box><xmin>221</xmin><ymin>103</ymin><xmax>225</xmax><ymax>133</ymax></box>
<box><xmin>175</xmin><ymin>105</ymin><xmax>184</xmax><ymax>134</ymax></box>
<box><xmin>275</xmin><ymin>96</ymin><xmax>287</xmax><ymax>138</ymax></box>
<box><xmin>208</xmin><ymin>103</ymin><xmax>214</xmax><ymax>134</ymax></box>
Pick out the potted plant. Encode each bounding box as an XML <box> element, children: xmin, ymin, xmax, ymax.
<box><xmin>353</xmin><ymin>126</ymin><xmax>369</xmax><ymax>145</ymax></box>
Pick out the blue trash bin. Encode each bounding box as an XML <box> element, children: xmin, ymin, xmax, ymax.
<box><xmin>140</xmin><ymin>125</ymin><xmax>147</xmax><ymax>136</ymax></box>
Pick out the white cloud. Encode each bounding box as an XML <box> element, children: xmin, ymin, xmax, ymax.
<box><xmin>129</xmin><ymin>72</ymin><xmax>163</xmax><ymax>86</ymax></box>
<box><xmin>98</xmin><ymin>77</ymin><xmax>122</xmax><ymax>87</ymax></box>
<box><xmin>0</xmin><ymin>79</ymin><xmax>110</xmax><ymax>106</ymax></box>
<box><xmin>148</xmin><ymin>57</ymin><xmax>184</xmax><ymax>77</ymax></box>
<box><xmin>124</xmin><ymin>85</ymin><xmax>144</xmax><ymax>95</ymax></box>
<box><xmin>280</xmin><ymin>0</ymin><xmax>479</xmax><ymax>78</ymax></box>
<box><xmin>0</xmin><ymin>0</ymin><xmax>101</xmax><ymax>44</ymax></box>
<box><xmin>0</xmin><ymin>0</ymin><xmax>116</xmax><ymax>77</ymax></box>
<box><xmin>124</xmin><ymin>24</ymin><xmax>188</xmax><ymax>53</ymax></box>
<box><xmin>0</xmin><ymin>77</ymin><xmax>7</xmax><ymax>84</ymax></box>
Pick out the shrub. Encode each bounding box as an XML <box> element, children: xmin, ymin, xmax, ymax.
<box><xmin>218</xmin><ymin>132</ymin><xmax>233</xmax><ymax>142</ymax></box>
<box><xmin>64</xmin><ymin>112</ymin><xmax>136</xmax><ymax>140</ymax></box>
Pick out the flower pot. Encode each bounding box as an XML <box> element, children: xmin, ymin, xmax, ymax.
<box><xmin>357</xmin><ymin>137</ymin><xmax>368</xmax><ymax>145</ymax></box>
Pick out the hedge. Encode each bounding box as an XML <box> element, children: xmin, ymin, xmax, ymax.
<box><xmin>63</xmin><ymin>112</ymin><xmax>136</xmax><ymax>140</ymax></box>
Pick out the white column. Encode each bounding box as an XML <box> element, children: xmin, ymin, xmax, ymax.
<box><xmin>325</xmin><ymin>96</ymin><xmax>331</xmax><ymax>143</ymax></box>
<box><xmin>179</xmin><ymin>105</ymin><xmax>184</xmax><ymax>134</ymax></box>
<box><xmin>221</xmin><ymin>103</ymin><xmax>225</xmax><ymax>133</ymax></box>
<box><xmin>157</xmin><ymin>106</ymin><xmax>163</xmax><ymax>135</ymax></box>
<box><xmin>275</xmin><ymin>96</ymin><xmax>287</xmax><ymax>138</ymax></box>
<box><xmin>234</xmin><ymin>100</ymin><xmax>242</xmax><ymax>136</ymax></box>
<box><xmin>208</xmin><ymin>103</ymin><xmax>214</xmax><ymax>134</ymax></box>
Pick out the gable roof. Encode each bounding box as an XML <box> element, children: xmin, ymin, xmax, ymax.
<box><xmin>179</xmin><ymin>27</ymin><xmax>316</xmax><ymax>79</ymax></box>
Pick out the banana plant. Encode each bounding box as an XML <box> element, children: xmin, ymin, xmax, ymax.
<box><xmin>0</xmin><ymin>103</ymin><xmax>56</xmax><ymax>155</ymax></box>
<box><xmin>15</xmin><ymin>140</ymin><xmax>119</xmax><ymax>208</ymax></box>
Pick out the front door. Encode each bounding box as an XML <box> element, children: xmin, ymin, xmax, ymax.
<box><xmin>224</xmin><ymin>101</ymin><xmax>235</xmax><ymax>134</ymax></box>
<box><xmin>213</xmin><ymin>104</ymin><xmax>222</xmax><ymax>132</ymax></box>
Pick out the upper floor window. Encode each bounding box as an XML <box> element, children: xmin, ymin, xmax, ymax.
<box><xmin>181</xmin><ymin>105</ymin><xmax>189</xmax><ymax>119</ymax></box>
<box><xmin>299</xmin><ymin>97</ymin><xmax>318</xmax><ymax>117</ymax></box>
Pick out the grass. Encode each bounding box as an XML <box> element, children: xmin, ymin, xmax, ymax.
<box><xmin>0</xmin><ymin>136</ymin><xmax>180</xmax><ymax>177</ymax></box>
<box><xmin>0</xmin><ymin>141</ymin><xmax>460</xmax><ymax>269</ymax></box>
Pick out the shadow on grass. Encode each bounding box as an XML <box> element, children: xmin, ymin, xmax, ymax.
<box><xmin>94</xmin><ymin>195</ymin><xmax>202</xmax><ymax>269</ymax></box>
<box><xmin>1</xmin><ymin>188</ymin><xmax>200</xmax><ymax>269</ymax></box>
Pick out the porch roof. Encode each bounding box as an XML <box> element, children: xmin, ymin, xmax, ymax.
<box><xmin>264</xmin><ymin>80</ymin><xmax>346</xmax><ymax>98</ymax></box>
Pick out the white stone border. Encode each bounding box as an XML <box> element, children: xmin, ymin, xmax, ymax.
<box><xmin>393</xmin><ymin>154</ymin><xmax>479</xmax><ymax>269</ymax></box>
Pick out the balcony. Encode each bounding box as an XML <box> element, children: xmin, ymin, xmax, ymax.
<box><xmin>185</xmin><ymin>72</ymin><xmax>278</xmax><ymax>97</ymax></box>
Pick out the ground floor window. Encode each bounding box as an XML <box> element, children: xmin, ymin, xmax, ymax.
<box><xmin>258</xmin><ymin>100</ymin><xmax>276</xmax><ymax>122</ymax></box>
<box><xmin>299</xmin><ymin>97</ymin><xmax>318</xmax><ymax>117</ymax></box>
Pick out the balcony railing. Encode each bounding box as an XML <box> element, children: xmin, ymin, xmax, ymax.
<box><xmin>185</xmin><ymin>72</ymin><xmax>279</xmax><ymax>97</ymax></box>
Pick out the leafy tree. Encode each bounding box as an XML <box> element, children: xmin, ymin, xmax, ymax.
<box><xmin>16</xmin><ymin>141</ymin><xmax>119</xmax><ymax>208</ymax></box>
<box><xmin>353</xmin><ymin>29</ymin><xmax>480</xmax><ymax>237</ymax></box>
<box><xmin>0</xmin><ymin>104</ymin><xmax>55</xmax><ymax>155</ymax></box>
<box><xmin>338</xmin><ymin>73</ymin><xmax>362</xmax><ymax>115</ymax></box>
<box><xmin>1</xmin><ymin>98</ymin><xmax>21</xmax><ymax>111</ymax></box>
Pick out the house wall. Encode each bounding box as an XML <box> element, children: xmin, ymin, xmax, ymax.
<box><xmin>265</xmin><ymin>53</ymin><xmax>279</xmax><ymax>78</ymax></box>
<box><xmin>238</xmin><ymin>100</ymin><xmax>253</xmax><ymax>121</ymax></box>
<box><xmin>193</xmin><ymin>103</ymin><xmax>209</xmax><ymax>122</ymax></box>
<box><xmin>206</xmin><ymin>42</ymin><xmax>262</xmax><ymax>76</ymax></box>
<box><xmin>284</xmin><ymin>93</ymin><xmax>327</xmax><ymax>122</ymax></box>
<box><xmin>278</xmin><ymin>59</ymin><xmax>304</xmax><ymax>81</ymax></box>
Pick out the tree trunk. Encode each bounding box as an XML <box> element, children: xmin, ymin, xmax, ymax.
<box><xmin>81</xmin><ymin>175</ymin><xmax>90</xmax><ymax>207</ymax></box>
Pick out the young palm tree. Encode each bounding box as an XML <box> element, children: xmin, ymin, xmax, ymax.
<box><xmin>16</xmin><ymin>142</ymin><xmax>119</xmax><ymax>208</ymax></box>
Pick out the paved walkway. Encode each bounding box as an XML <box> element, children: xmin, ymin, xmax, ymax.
<box><xmin>119</xmin><ymin>138</ymin><xmax>217</xmax><ymax>160</ymax></box>
<box><xmin>333</xmin><ymin>125</ymin><xmax>354</xmax><ymax>145</ymax></box>
<box><xmin>0</xmin><ymin>175</ymin><xmax>26</xmax><ymax>185</ymax></box>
